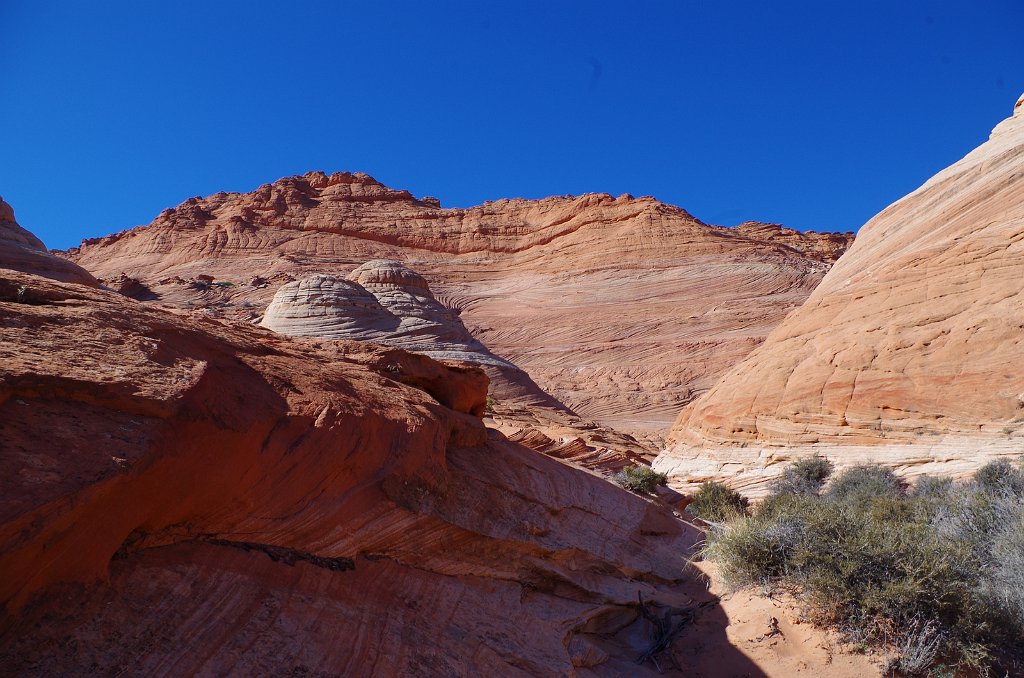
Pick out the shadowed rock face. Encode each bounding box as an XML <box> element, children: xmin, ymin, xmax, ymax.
<box><xmin>658</xmin><ymin>93</ymin><xmax>1024</xmax><ymax>495</ymax></box>
<box><xmin>0</xmin><ymin>197</ymin><xmax>98</xmax><ymax>286</ymax></box>
<box><xmin>64</xmin><ymin>177</ymin><xmax>851</xmax><ymax>441</ymax></box>
<box><xmin>0</xmin><ymin>267</ymin><xmax>713</xmax><ymax>676</ymax></box>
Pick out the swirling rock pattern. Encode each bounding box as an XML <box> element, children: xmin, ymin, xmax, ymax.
<box><xmin>0</xmin><ymin>268</ymin><xmax>704</xmax><ymax>676</ymax></box>
<box><xmin>659</xmin><ymin>93</ymin><xmax>1024</xmax><ymax>495</ymax></box>
<box><xmin>261</xmin><ymin>260</ymin><xmax>516</xmax><ymax>368</ymax></box>
<box><xmin>260</xmin><ymin>260</ymin><xmax>655</xmax><ymax>470</ymax></box>
<box><xmin>64</xmin><ymin>177</ymin><xmax>851</xmax><ymax>442</ymax></box>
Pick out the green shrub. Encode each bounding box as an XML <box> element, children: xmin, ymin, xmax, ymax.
<box><xmin>972</xmin><ymin>458</ymin><xmax>1024</xmax><ymax>496</ymax></box>
<box><xmin>768</xmin><ymin>455</ymin><xmax>834</xmax><ymax>497</ymax></box>
<box><xmin>699</xmin><ymin>459</ymin><xmax>1024</xmax><ymax>676</ymax></box>
<box><xmin>687</xmin><ymin>481</ymin><xmax>749</xmax><ymax>523</ymax></box>
<box><xmin>824</xmin><ymin>464</ymin><xmax>904</xmax><ymax>506</ymax></box>
<box><xmin>911</xmin><ymin>474</ymin><xmax>954</xmax><ymax>499</ymax></box>
<box><xmin>703</xmin><ymin>501</ymin><xmax>810</xmax><ymax>587</ymax></box>
<box><xmin>615</xmin><ymin>465</ymin><xmax>667</xmax><ymax>494</ymax></box>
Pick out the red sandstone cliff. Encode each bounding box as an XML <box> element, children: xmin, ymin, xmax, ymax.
<box><xmin>64</xmin><ymin>178</ymin><xmax>851</xmax><ymax>443</ymax></box>
<box><xmin>0</xmin><ymin>243</ymin><xmax>882</xmax><ymax>677</ymax></box>
<box><xmin>0</xmin><ymin>197</ymin><xmax>98</xmax><ymax>287</ymax></box>
<box><xmin>0</xmin><ymin>266</ymin><xmax>713</xmax><ymax>675</ymax></box>
<box><xmin>657</xmin><ymin>93</ymin><xmax>1024</xmax><ymax>494</ymax></box>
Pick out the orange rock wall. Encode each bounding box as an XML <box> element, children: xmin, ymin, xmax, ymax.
<box><xmin>658</xmin><ymin>94</ymin><xmax>1024</xmax><ymax>494</ymax></box>
<box><xmin>66</xmin><ymin>177</ymin><xmax>851</xmax><ymax>440</ymax></box>
<box><xmin>0</xmin><ymin>271</ymin><xmax>699</xmax><ymax>675</ymax></box>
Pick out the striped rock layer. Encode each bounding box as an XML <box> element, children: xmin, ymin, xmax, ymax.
<box><xmin>658</xmin><ymin>93</ymin><xmax>1024</xmax><ymax>495</ymax></box>
<box><xmin>65</xmin><ymin>177</ymin><xmax>851</xmax><ymax>444</ymax></box>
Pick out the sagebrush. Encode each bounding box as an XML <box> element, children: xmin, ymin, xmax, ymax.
<box><xmin>768</xmin><ymin>455</ymin><xmax>834</xmax><ymax>497</ymax></box>
<box><xmin>701</xmin><ymin>458</ymin><xmax>1024</xmax><ymax>676</ymax></box>
<box><xmin>615</xmin><ymin>465</ymin><xmax>667</xmax><ymax>494</ymax></box>
<box><xmin>687</xmin><ymin>481</ymin><xmax>749</xmax><ymax>523</ymax></box>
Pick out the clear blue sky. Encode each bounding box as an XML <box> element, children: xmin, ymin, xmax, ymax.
<box><xmin>2</xmin><ymin>2</ymin><xmax>1022</xmax><ymax>249</ymax></box>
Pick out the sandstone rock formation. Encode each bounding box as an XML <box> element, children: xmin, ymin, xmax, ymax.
<box><xmin>261</xmin><ymin>260</ymin><xmax>516</xmax><ymax>368</ymax></box>
<box><xmin>658</xmin><ymin>93</ymin><xmax>1024</xmax><ymax>495</ymax></box>
<box><xmin>0</xmin><ymin>272</ymin><xmax>881</xmax><ymax>677</ymax></box>
<box><xmin>64</xmin><ymin>177</ymin><xmax>852</xmax><ymax>442</ymax></box>
<box><xmin>0</xmin><ymin>268</ymin><xmax>718</xmax><ymax>676</ymax></box>
<box><xmin>259</xmin><ymin>260</ymin><xmax>652</xmax><ymax>470</ymax></box>
<box><xmin>0</xmin><ymin>197</ymin><xmax>97</xmax><ymax>286</ymax></box>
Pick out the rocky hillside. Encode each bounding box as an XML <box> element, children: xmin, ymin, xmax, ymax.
<box><xmin>0</xmin><ymin>263</ymin><xmax>705</xmax><ymax>675</ymax></box>
<box><xmin>65</xmin><ymin>180</ymin><xmax>852</xmax><ymax>441</ymax></box>
<box><xmin>658</xmin><ymin>93</ymin><xmax>1024</xmax><ymax>494</ymax></box>
<box><xmin>260</xmin><ymin>259</ymin><xmax>653</xmax><ymax>470</ymax></box>
<box><xmin>0</xmin><ymin>210</ymin><xmax>881</xmax><ymax>676</ymax></box>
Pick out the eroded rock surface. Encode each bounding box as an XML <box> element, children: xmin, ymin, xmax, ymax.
<box><xmin>0</xmin><ymin>268</ymin><xmax>709</xmax><ymax>676</ymax></box>
<box><xmin>64</xmin><ymin>177</ymin><xmax>851</xmax><ymax>441</ymax></box>
<box><xmin>261</xmin><ymin>260</ymin><xmax>515</xmax><ymax>368</ymax></box>
<box><xmin>659</xmin><ymin>93</ymin><xmax>1024</xmax><ymax>495</ymax></box>
<box><xmin>260</xmin><ymin>260</ymin><xmax>653</xmax><ymax>470</ymax></box>
<box><xmin>0</xmin><ymin>197</ymin><xmax>98</xmax><ymax>286</ymax></box>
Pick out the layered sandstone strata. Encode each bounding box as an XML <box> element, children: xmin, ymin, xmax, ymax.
<box><xmin>0</xmin><ymin>267</ymin><xmax>703</xmax><ymax>675</ymax></box>
<box><xmin>261</xmin><ymin>260</ymin><xmax>516</xmax><ymax>368</ymax></box>
<box><xmin>259</xmin><ymin>260</ymin><xmax>653</xmax><ymax>469</ymax></box>
<box><xmin>65</xmin><ymin>179</ymin><xmax>851</xmax><ymax>440</ymax></box>
<box><xmin>0</xmin><ymin>197</ymin><xmax>97</xmax><ymax>286</ymax></box>
<box><xmin>658</xmin><ymin>93</ymin><xmax>1024</xmax><ymax>494</ymax></box>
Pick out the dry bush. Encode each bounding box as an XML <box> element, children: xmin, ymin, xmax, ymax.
<box><xmin>615</xmin><ymin>465</ymin><xmax>667</xmax><ymax>494</ymax></box>
<box><xmin>768</xmin><ymin>455</ymin><xmax>834</xmax><ymax>498</ymax></box>
<box><xmin>687</xmin><ymin>481</ymin><xmax>749</xmax><ymax>523</ymax></box>
<box><xmin>700</xmin><ymin>458</ymin><xmax>1024</xmax><ymax>676</ymax></box>
<box><xmin>824</xmin><ymin>464</ymin><xmax>904</xmax><ymax>506</ymax></box>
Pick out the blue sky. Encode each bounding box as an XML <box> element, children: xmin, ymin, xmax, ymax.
<box><xmin>2</xmin><ymin>1</ymin><xmax>1022</xmax><ymax>249</ymax></box>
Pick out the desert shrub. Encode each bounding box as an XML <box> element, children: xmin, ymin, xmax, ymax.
<box><xmin>703</xmin><ymin>498</ymin><xmax>810</xmax><ymax>587</ymax></box>
<box><xmin>768</xmin><ymin>455</ymin><xmax>834</xmax><ymax>498</ymax></box>
<box><xmin>885</xmin><ymin>620</ymin><xmax>947</xmax><ymax>677</ymax></box>
<box><xmin>753</xmin><ymin>488</ymin><xmax>808</xmax><ymax>521</ymax></box>
<box><xmin>615</xmin><ymin>465</ymin><xmax>667</xmax><ymax>494</ymax></box>
<box><xmin>911</xmin><ymin>474</ymin><xmax>954</xmax><ymax>499</ymax></box>
<box><xmin>960</xmin><ymin>461</ymin><xmax>1024</xmax><ymax>640</ymax></box>
<box><xmin>979</xmin><ymin>511</ymin><xmax>1024</xmax><ymax>633</ymax></box>
<box><xmin>933</xmin><ymin>461</ymin><xmax>1024</xmax><ymax>553</ymax></box>
<box><xmin>824</xmin><ymin>464</ymin><xmax>904</xmax><ymax>507</ymax></box>
<box><xmin>687</xmin><ymin>481</ymin><xmax>749</xmax><ymax>523</ymax></box>
<box><xmin>972</xmin><ymin>458</ymin><xmax>1024</xmax><ymax>496</ymax></box>
<box><xmin>700</xmin><ymin>459</ymin><xmax>1024</xmax><ymax>676</ymax></box>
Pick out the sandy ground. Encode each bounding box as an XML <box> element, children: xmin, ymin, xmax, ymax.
<box><xmin>664</xmin><ymin>561</ymin><xmax>883</xmax><ymax>677</ymax></box>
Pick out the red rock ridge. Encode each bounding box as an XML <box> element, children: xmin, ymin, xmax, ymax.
<box><xmin>0</xmin><ymin>268</ymin><xmax>717</xmax><ymax>675</ymax></box>
<box><xmin>0</xmin><ymin>196</ymin><xmax>98</xmax><ymax>287</ymax></box>
<box><xmin>63</xmin><ymin>175</ymin><xmax>852</xmax><ymax>441</ymax></box>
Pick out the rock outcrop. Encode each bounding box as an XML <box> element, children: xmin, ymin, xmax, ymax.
<box><xmin>0</xmin><ymin>267</ymin><xmax>712</xmax><ymax>676</ymax></box>
<box><xmin>260</xmin><ymin>260</ymin><xmax>654</xmax><ymax>470</ymax></box>
<box><xmin>658</xmin><ymin>93</ymin><xmax>1024</xmax><ymax>495</ymax></box>
<box><xmin>64</xmin><ymin>177</ymin><xmax>852</xmax><ymax>441</ymax></box>
<box><xmin>261</xmin><ymin>260</ymin><xmax>515</xmax><ymax>368</ymax></box>
<box><xmin>0</xmin><ymin>197</ymin><xmax>98</xmax><ymax>286</ymax></box>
